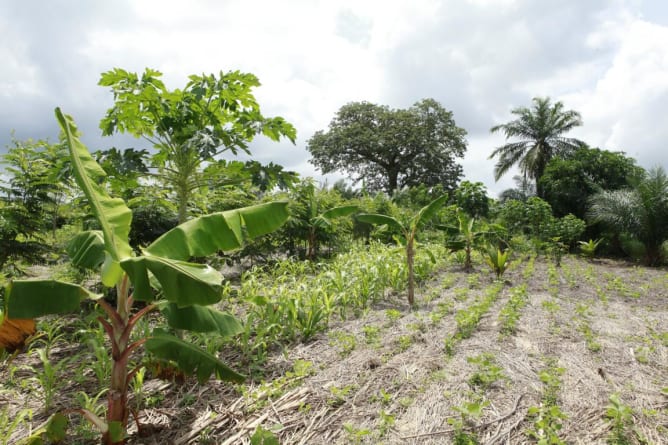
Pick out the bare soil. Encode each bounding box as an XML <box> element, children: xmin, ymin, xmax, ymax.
<box><xmin>3</xmin><ymin>256</ymin><xmax>667</xmax><ymax>444</ymax></box>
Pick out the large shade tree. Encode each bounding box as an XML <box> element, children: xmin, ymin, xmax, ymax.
<box><xmin>99</xmin><ymin>68</ymin><xmax>296</xmax><ymax>223</ymax></box>
<box><xmin>307</xmin><ymin>99</ymin><xmax>467</xmax><ymax>194</ymax></box>
<box><xmin>489</xmin><ymin>97</ymin><xmax>584</xmax><ymax>198</ymax></box>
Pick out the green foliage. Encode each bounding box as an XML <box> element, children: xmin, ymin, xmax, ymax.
<box><xmin>454</xmin><ymin>181</ymin><xmax>490</xmax><ymax>218</ymax></box>
<box><xmin>99</xmin><ymin>67</ymin><xmax>296</xmax><ymax>223</ymax></box>
<box><xmin>357</xmin><ymin>194</ymin><xmax>448</xmax><ymax>305</ymax></box>
<box><xmin>4</xmin><ymin>110</ymin><xmax>290</xmax><ymax>444</ymax></box>
<box><xmin>484</xmin><ymin>246</ymin><xmax>510</xmax><ymax>279</ymax></box>
<box><xmin>307</xmin><ymin>99</ymin><xmax>467</xmax><ymax>194</ymax></box>
<box><xmin>489</xmin><ymin>96</ymin><xmax>584</xmax><ymax>198</ymax></box>
<box><xmin>441</xmin><ymin>209</ymin><xmax>506</xmax><ymax>271</ymax></box>
<box><xmin>605</xmin><ymin>394</ymin><xmax>634</xmax><ymax>445</ymax></box>
<box><xmin>549</xmin><ymin>214</ymin><xmax>586</xmax><ymax>248</ymax></box>
<box><xmin>283</xmin><ymin>179</ymin><xmax>357</xmax><ymax>260</ymax></box>
<box><xmin>0</xmin><ymin>138</ymin><xmax>68</xmax><ymax>268</ymax></box>
<box><xmin>578</xmin><ymin>239</ymin><xmax>603</xmax><ymax>259</ymax></box>
<box><xmin>540</xmin><ymin>145</ymin><xmax>643</xmax><ymax>219</ymax></box>
<box><xmin>588</xmin><ymin>166</ymin><xmax>668</xmax><ymax>265</ymax></box>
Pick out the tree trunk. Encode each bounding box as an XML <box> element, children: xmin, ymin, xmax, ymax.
<box><xmin>387</xmin><ymin>169</ymin><xmax>399</xmax><ymax>195</ymax></box>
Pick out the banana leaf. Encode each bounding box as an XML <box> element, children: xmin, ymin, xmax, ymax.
<box><xmin>6</xmin><ymin>280</ymin><xmax>100</xmax><ymax>319</ymax></box>
<box><xmin>121</xmin><ymin>257</ymin><xmax>222</xmax><ymax>305</ymax></box>
<box><xmin>144</xmin><ymin>202</ymin><xmax>289</xmax><ymax>260</ymax></box>
<box><xmin>161</xmin><ymin>303</ymin><xmax>243</xmax><ymax>336</ymax></box>
<box><xmin>145</xmin><ymin>329</ymin><xmax>244</xmax><ymax>383</ymax></box>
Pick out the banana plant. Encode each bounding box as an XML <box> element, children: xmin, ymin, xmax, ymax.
<box><xmin>439</xmin><ymin>209</ymin><xmax>506</xmax><ymax>272</ymax></box>
<box><xmin>484</xmin><ymin>245</ymin><xmax>511</xmax><ymax>280</ymax></box>
<box><xmin>3</xmin><ymin>109</ymin><xmax>290</xmax><ymax>445</ymax></box>
<box><xmin>356</xmin><ymin>194</ymin><xmax>447</xmax><ymax>306</ymax></box>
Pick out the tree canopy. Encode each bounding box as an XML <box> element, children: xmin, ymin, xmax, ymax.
<box><xmin>307</xmin><ymin>99</ymin><xmax>467</xmax><ymax>194</ymax></box>
<box><xmin>540</xmin><ymin>145</ymin><xmax>643</xmax><ymax>219</ymax></box>
<box><xmin>489</xmin><ymin>96</ymin><xmax>584</xmax><ymax>198</ymax></box>
<box><xmin>99</xmin><ymin>68</ymin><xmax>297</xmax><ymax>222</ymax></box>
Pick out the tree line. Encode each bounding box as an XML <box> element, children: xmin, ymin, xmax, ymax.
<box><xmin>1</xmin><ymin>68</ymin><xmax>667</xmax><ymax>271</ymax></box>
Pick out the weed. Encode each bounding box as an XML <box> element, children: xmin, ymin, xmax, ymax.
<box><xmin>397</xmin><ymin>335</ymin><xmax>413</xmax><ymax>352</ymax></box>
<box><xmin>329</xmin><ymin>331</ymin><xmax>357</xmax><ymax>357</ymax></box>
<box><xmin>362</xmin><ymin>325</ymin><xmax>381</xmax><ymax>346</ymax></box>
<box><xmin>384</xmin><ymin>309</ymin><xmax>402</xmax><ymax>326</ymax></box>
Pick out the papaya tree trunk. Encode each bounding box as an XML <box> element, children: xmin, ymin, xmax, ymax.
<box><xmin>406</xmin><ymin>238</ymin><xmax>415</xmax><ymax>306</ymax></box>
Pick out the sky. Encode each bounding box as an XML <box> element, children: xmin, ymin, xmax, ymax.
<box><xmin>1</xmin><ymin>0</ymin><xmax>667</xmax><ymax>197</ymax></box>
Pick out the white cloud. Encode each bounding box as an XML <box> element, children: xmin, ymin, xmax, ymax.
<box><xmin>1</xmin><ymin>0</ymin><xmax>667</xmax><ymax>197</ymax></box>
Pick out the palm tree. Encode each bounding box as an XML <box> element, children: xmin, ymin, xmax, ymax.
<box><xmin>588</xmin><ymin>167</ymin><xmax>668</xmax><ymax>266</ymax></box>
<box><xmin>489</xmin><ymin>97</ymin><xmax>584</xmax><ymax>198</ymax></box>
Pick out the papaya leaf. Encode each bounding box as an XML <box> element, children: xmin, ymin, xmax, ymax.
<box><xmin>146</xmin><ymin>329</ymin><xmax>245</xmax><ymax>383</ymax></box>
<box><xmin>121</xmin><ymin>257</ymin><xmax>222</xmax><ymax>305</ymax></box>
<box><xmin>55</xmin><ymin>108</ymin><xmax>133</xmax><ymax>286</ymax></box>
<box><xmin>66</xmin><ymin>231</ymin><xmax>105</xmax><ymax>270</ymax></box>
<box><xmin>145</xmin><ymin>201</ymin><xmax>289</xmax><ymax>260</ymax></box>
<box><xmin>6</xmin><ymin>280</ymin><xmax>100</xmax><ymax>319</ymax></box>
<box><xmin>161</xmin><ymin>303</ymin><xmax>243</xmax><ymax>336</ymax></box>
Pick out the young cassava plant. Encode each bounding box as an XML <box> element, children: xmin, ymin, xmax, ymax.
<box><xmin>3</xmin><ymin>109</ymin><xmax>290</xmax><ymax>444</ymax></box>
<box><xmin>356</xmin><ymin>194</ymin><xmax>447</xmax><ymax>306</ymax></box>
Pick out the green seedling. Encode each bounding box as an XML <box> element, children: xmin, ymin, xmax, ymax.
<box><xmin>578</xmin><ymin>238</ymin><xmax>602</xmax><ymax>259</ymax></box>
<box><xmin>484</xmin><ymin>246</ymin><xmax>510</xmax><ymax>280</ymax></box>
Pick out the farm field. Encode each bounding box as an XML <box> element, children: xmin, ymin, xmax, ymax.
<box><xmin>3</xmin><ymin>253</ymin><xmax>667</xmax><ymax>444</ymax></box>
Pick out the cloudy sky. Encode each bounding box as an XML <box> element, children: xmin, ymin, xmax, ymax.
<box><xmin>1</xmin><ymin>0</ymin><xmax>667</xmax><ymax>196</ymax></box>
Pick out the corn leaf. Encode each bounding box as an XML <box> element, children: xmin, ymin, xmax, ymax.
<box><xmin>146</xmin><ymin>329</ymin><xmax>245</xmax><ymax>383</ymax></box>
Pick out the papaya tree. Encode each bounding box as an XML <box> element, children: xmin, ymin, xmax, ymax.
<box><xmin>99</xmin><ymin>68</ymin><xmax>296</xmax><ymax>223</ymax></box>
<box><xmin>3</xmin><ymin>109</ymin><xmax>290</xmax><ymax>445</ymax></box>
<box><xmin>356</xmin><ymin>194</ymin><xmax>448</xmax><ymax>306</ymax></box>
